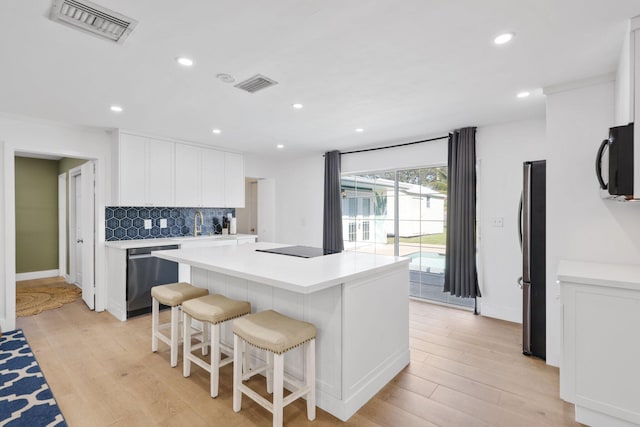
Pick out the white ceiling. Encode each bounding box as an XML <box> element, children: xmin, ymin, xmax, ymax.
<box><xmin>1</xmin><ymin>1</ymin><xmax>639</xmax><ymax>157</ymax></box>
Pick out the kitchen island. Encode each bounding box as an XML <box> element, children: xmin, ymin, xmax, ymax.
<box><xmin>153</xmin><ymin>242</ymin><xmax>410</xmax><ymax>421</ymax></box>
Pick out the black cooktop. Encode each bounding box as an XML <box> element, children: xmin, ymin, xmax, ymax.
<box><xmin>255</xmin><ymin>246</ymin><xmax>341</xmax><ymax>258</ymax></box>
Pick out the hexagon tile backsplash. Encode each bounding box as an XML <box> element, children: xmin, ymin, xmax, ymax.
<box><xmin>105</xmin><ymin>207</ymin><xmax>235</xmax><ymax>241</ymax></box>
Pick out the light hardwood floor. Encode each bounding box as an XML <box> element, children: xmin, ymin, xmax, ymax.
<box><xmin>15</xmin><ymin>279</ymin><xmax>581</xmax><ymax>427</ymax></box>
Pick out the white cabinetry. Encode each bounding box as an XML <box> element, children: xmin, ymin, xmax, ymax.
<box><xmin>175</xmin><ymin>144</ymin><xmax>225</xmax><ymax>207</ymax></box>
<box><xmin>174</xmin><ymin>144</ymin><xmax>201</xmax><ymax>206</ymax></box>
<box><xmin>558</xmin><ymin>260</ymin><xmax>640</xmax><ymax>427</ymax></box>
<box><xmin>202</xmin><ymin>148</ymin><xmax>226</xmax><ymax>206</ymax></box>
<box><xmin>117</xmin><ymin>132</ymin><xmax>175</xmax><ymax>206</ymax></box>
<box><xmin>224</xmin><ymin>152</ymin><xmax>245</xmax><ymax>208</ymax></box>
<box><xmin>113</xmin><ymin>130</ymin><xmax>245</xmax><ymax>207</ymax></box>
<box><xmin>105</xmin><ymin>235</ymin><xmax>257</xmax><ymax>321</ymax></box>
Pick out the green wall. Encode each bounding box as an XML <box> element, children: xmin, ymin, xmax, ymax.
<box><xmin>15</xmin><ymin>157</ymin><xmax>59</xmax><ymax>273</ymax></box>
<box><xmin>59</xmin><ymin>158</ymin><xmax>89</xmax><ymax>273</ymax></box>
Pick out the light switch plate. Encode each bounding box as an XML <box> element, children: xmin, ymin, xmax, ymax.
<box><xmin>160</xmin><ymin>218</ymin><xmax>167</xmax><ymax>229</ymax></box>
<box><xmin>144</xmin><ymin>219</ymin><xmax>152</xmax><ymax>229</ymax></box>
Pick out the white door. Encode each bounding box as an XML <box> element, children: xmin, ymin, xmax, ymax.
<box><xmin>80</xmin><ymin>162</ymin><xmax>95</xmax><ymax>309</ymax></box>
<box><xmin>75</xmin><ymin>175</ymin><xmax>83</xmax><ymax>286</ymax></box>
<box><xmin>257</xmin><ymin>178</ymin><xmax>275</xmax><ymax>242</ymax></box>
<box><xmin>70</xmin><ymin>162</ymin><xmax>95</xmax><ymax>310</ymax></box>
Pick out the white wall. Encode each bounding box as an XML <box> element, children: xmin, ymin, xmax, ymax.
<box><xmin>274</xmin><ymin>156</ymin><xmax>325</xmax><ymax>246</ymax></box>
<box><xmin>545</xmin><ymin>79</ymin><xmax>640</xmax><ymax>367</ymax></box>
<box><xmin>0</xmin><ymin>113</ymin><xmax>112</xmax><ymax>332</ymax></box>
<box><xmin>342</xmin><ymin>137</ymin><xmax>448</xmax><ymax>173</ymax></box>
<box><xmin>245</xmin><ymin>154</ymin><xmax>325</xmax><ymax>245</ymax></box>
<box><xmin>476</xmin><ymin>118</ymin><xmax>548</xmax><ymax>324</ymax></box>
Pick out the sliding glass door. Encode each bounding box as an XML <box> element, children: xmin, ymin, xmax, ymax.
<box><xmin>341</xmin><ymin>166</ymin><xmax>473</xmax><ymax>308</ymax></box>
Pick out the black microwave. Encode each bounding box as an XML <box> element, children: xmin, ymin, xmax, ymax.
<box><xmin>596</xmin><ymin>123</ymin><xmax>634</xmax><ymax>198</ymax></box>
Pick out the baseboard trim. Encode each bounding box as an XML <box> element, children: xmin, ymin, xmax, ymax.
<box><xmin>15</xmin><ymin>269</ymin><xmax>60</xmax><ymax>281</ymax></box>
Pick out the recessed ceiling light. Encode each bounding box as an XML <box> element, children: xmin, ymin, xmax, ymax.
<box><xmin>176</xmin><ymin>57</ymin><xmax>194</xmax><ymax>67</ymax></box>
<box><xmin>212</xmin><ymin>129</ymin><xmax>221</xmax><ymax>134</ymax></box>
<box><xmin>355</xmin><ymin>128</ymin><xmax>364</xmax><ymax>133</ymax></box>
<box><xmin>494</xmin><ymin>32</ymin><xmax>514</xmax><ymax>45</ymax></box>
<box><xmin>517</xmin><ymin>91</ymin><xmax>530</xmax><ymax>98</ymax></box>
<box><xmin>292</xmin><ymin>103</ymin><xmax>303</xmax><ymax>109</ymax></box>
<box><xmin>110</xmin><ymin>105</ymin><xmax>123</xmax><ymax>113</ymax></box>
<box><xmin>276</xmin><ymin>144</ymin><xmax>284</xmax><ymax>149</ymax></box>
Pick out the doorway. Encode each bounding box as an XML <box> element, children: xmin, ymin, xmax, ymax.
<box><xmin>235</xmin><ymin>177</ymin><xmax>275</xmax><ymax>242</ymax></box>
<box><xmin>13</xmin><ymin>155</ymin><xmax>95</xmax><ymax>317</ymax></box>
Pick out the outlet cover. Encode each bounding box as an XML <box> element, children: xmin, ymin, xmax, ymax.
<box><xmin>160</xmin><ymin>218</ymin><xmax>167</xmax><ymax>229</ymax></box>
<box><xmin>491</xmin><ymin>217</ymin><xmax>504</xmax><ymax>227</ymax></box>
<box><xmin>144</xmin><ymin>219</ymin><xmax>152</xmax><ymax>230</ymax></box>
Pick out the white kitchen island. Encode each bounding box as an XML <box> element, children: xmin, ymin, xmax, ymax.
<box><xmin>153</xmin><ymin>242</ymin><xmax>410</xmax><ymax>421</ymax></box>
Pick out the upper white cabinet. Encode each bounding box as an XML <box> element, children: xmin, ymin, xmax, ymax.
<box><xmin>175</xmin><ymin>144</ymin><xmax>226</xmax><ymax>207</ymax></box>
<box><xmin>202</xmin><ymin>148</ymin><xmax>226</xmax><ymax>206</ymax></box>
<box><xmin>614</xmin><ymin>16</ymin><xmax>639</xmax><ymax>125</ymax></box>
<box><xmin>113</xmin><ymin>130</ymin><xmax>244</xmax><ymax>207</ymax></box>
<box><xmin>174</xmin><ymin>144</ymin><xmax>202</xmax><ymax>206</ymax></box>
<box><xmin>224</xmin><ymin>152</ymin><xmax>245</xmax><ymax>208</ymax></box>
<box><xmin>118</xmin><ymin>133</ymin><xmax>175</xmax><ymax>206</ymax></box>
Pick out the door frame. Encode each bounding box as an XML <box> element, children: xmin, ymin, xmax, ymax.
<box><xmin>58</xmin><ymin>173</ymin><xmax>67</xmax><ymax>279</ymax></box>
<box><xmin>68</xmin><ymin>166</ymin><xmax>79</xmax><ymax>285</ymax></box>
<box><xmin>1</xmin><ymin>142</ymin><xmax>105</xmax><ymax>332</ymax></box>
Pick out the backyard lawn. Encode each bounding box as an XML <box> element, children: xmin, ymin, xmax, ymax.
<box><xmin>388</xmin><ymin>232</ymin><xmax>447</xmax><ymax>245</ymax></box>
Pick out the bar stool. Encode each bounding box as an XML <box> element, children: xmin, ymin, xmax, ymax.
<box><xmin>232</xmin><ymin>310</ymin><xmax>317</xmax><ymax>427</ymax></box>
<box><xmin>182</xmin><ymin>294</ymin><xmax>251</xmax><ymax>398</ymax></box>
<box><xmin>151</xmin><ymin>282</ymin><xmax>209</xmax><ymax>367</ymax></box>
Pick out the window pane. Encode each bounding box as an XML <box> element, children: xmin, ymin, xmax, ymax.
<box><xmin>341</xmin><ymin>166</ymin><xmax>471</xmax><ymax>308</ymax></box>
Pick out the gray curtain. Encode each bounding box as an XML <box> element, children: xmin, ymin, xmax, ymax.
<box><xmin>444</xmin><ymin>127</ymin><xmax>481</xmax><ymax>299</ymax></box>
<box><xmin>323</xmin><ymin>150</ymin><xmax>344</xmax><ymax>251</ymax></box>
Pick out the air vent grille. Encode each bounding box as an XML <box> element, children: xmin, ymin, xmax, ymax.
<box><xmin>234</xmin><ymin>74</ymin><xmax>279</xmax><ymax>93</ymax></box>
<box><xmin>49</xmin><ymin>0</ymin><xmax>137</xmax><ymax>44</ymax></box>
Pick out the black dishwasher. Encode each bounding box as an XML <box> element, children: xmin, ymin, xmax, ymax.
<box><xmin>127</xmin><ymin>245</ymin><xmax>179</xmax><ymax>318</ymax></box>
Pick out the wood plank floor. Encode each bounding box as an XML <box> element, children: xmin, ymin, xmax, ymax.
<box><xmin>15</xmin><ymin>278</ymin><xmax>581</xmax><ymax>426</ymax></box>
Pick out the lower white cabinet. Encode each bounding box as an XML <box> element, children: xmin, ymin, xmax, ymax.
<box><xmin>105</xmin><ymin>235</ymin><xmax>257</xmax><ymax>321</ymax></box>
<box><xmin>558</xmin><ymin>260</ymin><xmax>640</xmax><ymax>427</ymax></box>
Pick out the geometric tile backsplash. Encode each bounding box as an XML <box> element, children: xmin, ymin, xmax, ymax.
<box><xmin>105</xmin><ymin>206</ymin><xmax>236</xmax><ymax>241</ymax></box>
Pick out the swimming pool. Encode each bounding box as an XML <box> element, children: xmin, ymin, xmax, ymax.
<box><xmin>408</xmin><ymin>251</ymin><xmax>445</xmax><ymax>274</ymax></box>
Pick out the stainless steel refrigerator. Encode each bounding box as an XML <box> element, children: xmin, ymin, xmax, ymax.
<box><xmin>518</xmin><ymin>160</ymin><xmax>546</xmax><ymax>359</ymax></box>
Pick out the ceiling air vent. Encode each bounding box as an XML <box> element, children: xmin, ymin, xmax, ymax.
<box><xmin>234</xmin><ymin>74</ymin><xmax>279</xmax><ymax>94</ymax></box>
<box><xmin>49</xmin><ymin>0</ymin><xmax>138</xmax><ymax>44</ymax></box>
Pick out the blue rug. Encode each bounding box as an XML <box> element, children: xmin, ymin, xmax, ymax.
<box><xmin>0</xmin><ymin>330</ymin><xmax>67</xmax><ymax>426</ymax></box>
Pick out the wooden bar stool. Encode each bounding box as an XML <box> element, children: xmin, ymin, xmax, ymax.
<box><xmin>182</xmin><ymin>294</ymin><xmax>251</xmax><ymax>398</ymax></box>
<box><xmin>232</xmin><ymin>310</ymin><xmax>317</xmax><ymax>427</ymax></box>
<box><xmin>151</xmin><ymin>282</ymin><xmax>209</xmax><ymax>367</ymax></box>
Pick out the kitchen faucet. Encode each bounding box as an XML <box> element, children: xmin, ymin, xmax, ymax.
<box><xmin>194</xmin><ymin>211</ymin><xmax>204</xmax><ymax>237</ymax></box>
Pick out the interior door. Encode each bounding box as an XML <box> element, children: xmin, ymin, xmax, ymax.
<box><xmin>80</xmin><ymin>162</ymin><xmax>95</xmax><ymax>309</ymax></box>
<box><xmin>75</xmin><ymin>174</ymin><xmax>83</xmax><ymax>286</ymax></box>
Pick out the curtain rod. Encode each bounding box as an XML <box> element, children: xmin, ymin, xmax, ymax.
<box><xmin>332</xmin><ymin>134</ymin><xmax>449</xmax><ymax>156</ymax></box>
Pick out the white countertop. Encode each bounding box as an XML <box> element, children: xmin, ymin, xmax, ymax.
<box><xmin>152</xmin><ymin>242</ymin><xmax>410</xmax><ymax>294</ymax></box>
<box><xmin>557</xmin><ymin>260</ymin><xmax>640</xmax><ymax>291</ymax></box>
<box><xmin>104</xmin><ymin>234</ymin><xmax>256</xmax><ymax>249</ymax></box>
